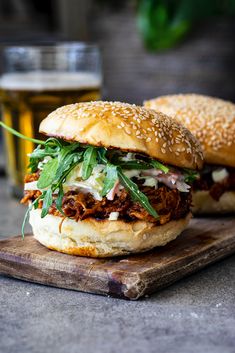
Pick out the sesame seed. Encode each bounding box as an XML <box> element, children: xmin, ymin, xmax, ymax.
<box><xmin>45</xmin><ymin>100</ymin><xmax>203</xmax><ymax>168</ymax></box>
<box><xmin>124</xmin><ymin>128</ymin><xmax>131</xmax><ymax>135</ymax></box>
<box><xmin>145</xmin><ymin>93</ymin><xmax>235</xmax><ymax>159</ymax></box>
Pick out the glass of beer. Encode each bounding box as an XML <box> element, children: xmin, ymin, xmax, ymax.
<box><xmin>0</xmin><ymin>43</ymin><xmax>102</xmax><ymax>197</ymax></box>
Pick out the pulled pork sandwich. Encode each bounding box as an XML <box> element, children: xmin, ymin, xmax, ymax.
<box><xmin>144</xmin><ymin>94</ymin><xmax>235</xmax><ymax>214</ymax></box>
<box><xmin>18</xmin><ymin>101</ymin><xmax>203</xmax><ymax>257</ymax></box>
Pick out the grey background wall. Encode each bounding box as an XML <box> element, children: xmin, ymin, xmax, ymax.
<box><xmin>0</xmin><ymin>0</ymin><xmax>234</xmax><ymax>105</ymax></box>
<box><xmin>89</xmin><ymin>4</ymin><xmax>235</xmax><ymax>104</ymax></box>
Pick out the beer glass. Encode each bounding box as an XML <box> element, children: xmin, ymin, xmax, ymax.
<box><xmin>0</xmin><ymin>43</ymin><xmax>102</xmax><ymax>197</ymax></box>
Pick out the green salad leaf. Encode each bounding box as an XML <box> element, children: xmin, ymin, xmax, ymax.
<box><xmin>0</xmin><ymin>121</ymin><xmax>46</xmax><ymax>145</ymax></box>
<box><xmin>117</xmin><ymin>167</ymin><xmax>159</xmax><ymax>218</ymax></box>
<box><xmin>28</xmin><ymin>143</ymin><xmax>60</xmax><ymax>172</ymax></box>
<box><xmin>37</xmin><ymin>158</ymin><xmax>59</xmax><ymax>189</ymax></box>
<box><xmin>21</xmin><ymin>195</ymin><xmax>43</xmax><ymax>239</ymax></box>
<box><xmin>183</xmin><ymin>168</ymin><xmax>199</xmax><ymax>183</ymax></box>
<box><xmin>118</xmin><ymin>159</ymin><xmax>150</xmax><ymax>170</ymax></box>
<box><xmin>101</xmin><ymin>164</ymin><xmax>118</xmax><ymax>196</ymax></box>
<box><xmin>97</xmin><ymin>148</ymin><xmax>108</xmax><ymax>164</ymax></box>
<box><xmin>150</xmin><ymin>160</ymin><xmax>169</xmax><ymax>173</ymax></box>
<box><xmin>44</xmin><ymin>137</ymin><xmax>63</xmax><ymax>149</ymax></box>
<box><xmin>41</xmin><ymin>189</ymin><xmax>53</xmax><ymax>218</ymax></box>
<box><xmin>82</xmin><ymin>146</ymin><xmax>98</xmax><ymax>180</ymax></box>
<box><xmin>55</xmin><ymin>143</ymin><xmax>81</xmax><ymax>179</ymax></box>
<box><xmin>55</xmin><ymin>184</ymin><xmax>65</xmax><ymax>215</ymax></box>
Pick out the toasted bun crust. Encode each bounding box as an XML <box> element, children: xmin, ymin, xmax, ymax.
<box><xmin>144</xmin><ymin>94</ymin><xmax>235</xmax><ymax>167</ymax></box>
<box><xmin>39</xmin><ymin>101</ymin><xmax>203</xmax><ymax>170</ymax></box>
<box><xmin>29</xmin><ymin>209</ymin><xmax>191</xmax><ymax>257</ymax></box>
<box><xmin>192</xmin><ymin>191</ymin><xmax>235</xmax><ymax>214</ymax></box>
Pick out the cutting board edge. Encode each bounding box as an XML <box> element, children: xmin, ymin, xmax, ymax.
<box><xmin>1</xmin><ymin>216</ymin><xmax>235</xmax><ymax>300</ymax></box>
<box><xmin>133</xmin><ymin>239</ymin><xmax>235</xmax><ymax>299</ymax></box>
<box><xmin>1</xmin><ymin>247</ymin><xmax>234</xmax><ymax>301</ymax></box>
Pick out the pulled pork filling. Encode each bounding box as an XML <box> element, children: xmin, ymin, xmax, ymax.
<box><xmin>21</xmin><ymin>172</ymin><xmax>191</xmax><ymax>225</ymax></box>
<box><xmin>193</xmin><ymin>165</ymin><xmax>235</xmax><ymax>201</ymax></box>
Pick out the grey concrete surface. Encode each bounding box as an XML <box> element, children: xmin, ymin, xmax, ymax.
<box><xmin>0</xmin><ymin>177</ymin><xmax>234</xmax><ymax>353</ymax></box>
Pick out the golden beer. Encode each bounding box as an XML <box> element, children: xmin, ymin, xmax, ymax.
<box><xmin>0</xmin><ymin>71</ymin><xmax>101</xmax><ymax>196</ymax></box>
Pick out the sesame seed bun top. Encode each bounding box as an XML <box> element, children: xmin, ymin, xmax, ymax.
<box><xmin>144</xmin><ymin>94</ymin><xmax>235</xmax><ymax>167</ymax></box>
<box><xmin>39</xmin><ymin>101</ymin><xmax>203</xmax><ymax>170</ymax></box>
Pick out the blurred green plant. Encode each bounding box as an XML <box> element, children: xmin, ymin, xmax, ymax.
<box><xmin>137</xmin><ymin>0</ymin><xmax>235</xmax><ymax>51</ymax></box>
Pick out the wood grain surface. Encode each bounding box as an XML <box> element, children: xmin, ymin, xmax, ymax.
<box><xmin>0</xmin><ymin>217</ymin><xmax>235</xmax><ymax>300</ymax></box>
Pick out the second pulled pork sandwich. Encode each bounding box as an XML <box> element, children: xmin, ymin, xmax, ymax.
<box><xmin>21</xmin><ymin>101</ymin><xmax>203</xmax><ymax>257</ymax></box>
<box><xmin>145</xmin><ymin>94</ymin><xmax>235</xmax><ymax>214</ymax></box>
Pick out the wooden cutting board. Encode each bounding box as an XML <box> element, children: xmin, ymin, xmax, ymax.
<box><xmin>0</xmin><ymin>217</ymin><xmax>235</xmax><ymax>300</ymax></box>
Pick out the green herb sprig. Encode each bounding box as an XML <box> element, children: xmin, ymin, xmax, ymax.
<box><xmin>0</xmin><ymin>121</ymin><xmax>46</xmax><ymax>145</ymax></box>
<box><xmin>101</xmin><ymin>164</ymin><xmax>118</xmax><ymax>196</ymax></box>
<box><xmin>117</xmin><ymin>167</ymin><xmax>158</xmax><ymax>218</ymax></box>
<box><xmin>183</xmin><ymin>168</ymin><xmax>199</xmax><ymax>183</ymax></box>
<box><xmin>82</xmin><ymin>147</ymin><xmax>98</xmax><ymax>180</ymax></box>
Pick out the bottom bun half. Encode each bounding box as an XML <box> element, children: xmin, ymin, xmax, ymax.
<box><xmin>29</xmin><ymin>209</ymin><xmax>191</xmax><ymax>257</ymax></box>
<box><xmin>192</xmin><ymin>191</ymin><xmax>235</xmax><ymax>215</ymax></box>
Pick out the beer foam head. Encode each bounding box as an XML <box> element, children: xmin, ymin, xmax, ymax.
<box><xmin>0</xmin><ymin>71</ymin><xmax>101</xmax><ymax>91</ymax></box>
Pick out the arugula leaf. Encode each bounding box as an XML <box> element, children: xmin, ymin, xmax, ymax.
<box><xmin>21</xmin><ymin>205</ymin><xmax>32</xmax><ymax>239</ymax></box>
<box><xmin>57</xmin><ymin>153</ymin><xmax>81</xmax><ymax>178</ymax></box>
<box><xmin>37</xmin><ymin>158</ymin><xmax>59</xmax><ymax>189</ymax></box>
<box><xmin>41</xmin><ymin>189</ymin><xmax>53</xmax><ymax>218</ymax></box>
<box><xmin>57</xmin><ymin>142</ymin><xmax>80</xmax><ymax>162</ymax></box>
<box><xmin>97</xmin><ymin>148</ymin><xmax>108</xmax><ymax>164</ymax></box>
<box><xmin>118</xmin><ymin>160</ymin><xmax>150</xmax><ymax>170</ymax></box>
<box><xmin>82</xmin><ymin>146</ymin><xmax>98</xmax><ymax>180</ymax></box>
<box><xmin>55</xmin><ymin>144</ymin><xmax>81</xmax><ymax>180</ymax></box>
<box><xmin>33</xmin><ymin>144</ymin><xmax>83</xmax><ymax>219</ymax></box>
<box><xmin>101</xmin><ymin>164</ymin><xmax>118</xmax><ymax>196</ymax></box>
<box><xmin>22</xmin><ymin>195</ymin><xmax>42</xmax><ymax>239</ymax></box>
<box><xmin>30</xmin><ymin>146</ymin><xmax>58</xmax><ymax>160</ymax></box>
<box><xmin>40</xmin><ymin>155</ymin><xmax>82</xmax><ymax>220</ymax></box>
<box><xmin>33</xmin><ymin>197</ymin><xmax>41</xmax><ymax>210</ymax></box>
<box><xmin>45</xmin><ymin>137</ymin><xmax>63</xmax><ymax>149</ymax></box>
<box><xmin>150</xmin><ymin>159</ymin><xmax>169</xmax><ymax>173</ymax></box>
<box><xmin>61</xmin><ymin>158</ymin><xmax>82</xmax><ymax>183</ymax></box>
<box><xmin>183</xmin><ymin>169</ymin><xmax>199</xmax><ymax>183</ymax></box>
<box><xmin>117</xmin><ymin>168</ymin><xmax>159</xmax><ymax>218</ymax></box>
<box><xmin>55</xmin><ymin>184</ymin><xmax>64</xmax><ymax>215</ymax></box>
<box><xmin>0</xmin><ymin>121</ymin><xmax>46</xmax><ymax>145</ymax></box>
<box><xmin>28</xmin><ymin>144</ymin><xmax>59</xmax><ymax>172</ymax></box>
<box><xmin>115</xmin><ymin>155</ymin><xmax>169</xmax><ymax>173</ymax></box>
<box><xmin>28</xmin><ymin>157</ymin><xmax>41</xmax><ymax>173</ymax></box>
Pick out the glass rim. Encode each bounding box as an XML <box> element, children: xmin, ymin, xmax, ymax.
<box><xmin>3</xmin><ymin>42</ymin><xmax>100</xmax><ymax>53</ymax></box>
